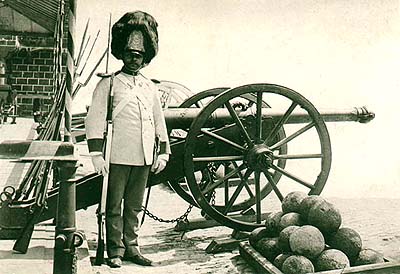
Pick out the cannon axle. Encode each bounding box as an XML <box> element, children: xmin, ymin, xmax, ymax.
<box><xmin>245</xmin><ymin>145</ymin><xmax>274</xmax><ymax>172</ymax></box>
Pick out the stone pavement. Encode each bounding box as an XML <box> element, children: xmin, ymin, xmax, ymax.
<box><xmin>0</xmin><ymin>118</ymin><xmax>92</xmax><ymax>274</ymax></box>
<box><xmin>1</xmin><ymin>118</ymin><xmax>399</xmax><ymax>274</ymax></box>
<box><xmin>76</xmin><ymin>186</ymin><xmax>400</xmax><ymax>274</ymax></box>
<box><xmin>76</xmin><ymin>186</ymin><xmax>258</xmax><ymax>274</ymax></box>
<box><xmin>0</xmin><ymin>222</ymin><xmax>92</xmax><ymax>274</ymax></box>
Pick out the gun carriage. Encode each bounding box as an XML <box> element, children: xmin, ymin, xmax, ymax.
<box><xmin>0</xmin><ymin>81</ymin><xmax>374</xmax><ymax>242</ymax></box>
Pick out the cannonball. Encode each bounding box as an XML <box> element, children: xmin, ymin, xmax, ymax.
<box><xmin>299</xmin><ymin>195</ymin><xmax>325</xmax><ymax>221</ymax></box>
<box><xmin>264</xmin><ymin>211</ymin><xmax>284</xmax><ymax>236</ymax></box>
<box><xmin>354</xmin><ymin>248</ymin><xmax>384</xmax><ymax>266</ymax></box>
<box><xmin>328</xmin><ymin>227</ymin><xmax>362</xmax><ymax>259</ymax></box>
<box><xmin>279</xmin><ymin>212</ymin><xmax>303</xmax><ymax>231</ymax></box>
<box><xmin>281</xmin><ymin>191</ymin><xmax>307</xmax><ymax>213</ymax></box>
<box><xmin>273</xmin><ymin>253</ymin><xmax>291</xmax><ymax>270</ymax></box>
<box><xmin>289</xmin><ymin>225</ymin><xmax>325</xmax><ymax>259</ymax></box>
<box><xmin>315</xmin><ymin>249</ymin><xmax>350</xmax><ymax>271</ymax></box>
<box><xmin>278</xmin><ymin>225</ymin><xmax>300</xmax><ymax>252</ymax></box>
<box><xmin>308</xmin><ymin>200</ymin><xmax>341</xmax><ymax>235</ymax></box>
<box><xmin>249</xmin><ymin>227</ymin><xmax>273</xmax><ymax>248</ymax></box>
<box><xmin>281</xmin><ymin>255</ymin><xmax>315</xmax><ymax>274</ymax></box>
<box><xmin>255</xmin><ymin>237</ymin><xmax>281</xmax><ymax>262</ymax></box>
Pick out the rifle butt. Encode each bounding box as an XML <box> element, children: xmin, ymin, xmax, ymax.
<box><xmin>13</xmin><ymin>225</ymin><xmax>34</xmax><ymax>254</ymax></box>
<box><xmin>94</xmin><ymin>212</ymin><xmax>106</xmax><ymax>265</ymax></box>
<box><xmin>94</xmin><ymin>239</ymin><xmax>105</xmax><ymax>265</ymax></box>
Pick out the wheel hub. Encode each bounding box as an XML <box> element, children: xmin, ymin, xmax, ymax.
<box><xmin>245</xmin><ymin>144</ymin><xmax>273</xmax><ymax>171</ymax></box>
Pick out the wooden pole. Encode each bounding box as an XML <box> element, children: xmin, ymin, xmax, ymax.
<box><xmin>64</xmin><ymin>0</ymin><xmax>76</xmax><ymax>142</ymax></box>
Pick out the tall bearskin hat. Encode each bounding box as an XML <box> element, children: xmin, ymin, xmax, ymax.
<box><xmin>111</xmin><ymin>11</ymin><xmax>159</xmax><ymax>64</ymax></box>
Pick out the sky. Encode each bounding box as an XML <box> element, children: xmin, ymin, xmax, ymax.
<box><xmin>73</xmin><ymin>0</ymin><xmax>400</xmax><ymax>198</ymax></box>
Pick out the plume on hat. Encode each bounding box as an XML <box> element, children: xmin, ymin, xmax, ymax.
<box><xmin>111</xmin><ymin>11</ymin><xmax>159</xmax><ymax>64</ymax></box>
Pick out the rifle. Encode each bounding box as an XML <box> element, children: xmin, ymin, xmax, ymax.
<box><xmin>13</xmin><ymin>205</ymin><xmax>45</xmax><ymax>253</ymax></box>
<box><xmin>94</xmin><ymin>13</ymin><xmax>113</xmax><ymax>266</ymax></box>
<box><xmin>94</xmin><ymin>74</ymin><xmax>114</xmax><ymax>265</ymax></box>
<box><xmin>13</xmin><ymin>160</ymin><xmax>52</xmax><ymax>253</ymax></box>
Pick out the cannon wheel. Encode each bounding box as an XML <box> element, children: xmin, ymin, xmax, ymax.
<box><xmin>179</xmin><ymin>87</ymin><xmax>230</xmax><ymax>108</ymax></box>
<box><xmin>167</xmin><ymin>87</ymin><xmax>229</xmax><ymax>206</ymax></box>
<box><xmin>183</xmin><ymin>84</ymin><xmax>332</xmax><ymax>231</ymax></box>
<box><xmin>168</xmin><ymin>87</ymin><xmax>288</xmax><ymax>211</ymax></box>
<box><xmin>155</xmin><ymin>80</ymin><xmax>195</xmax><ymax>108</ymax></box>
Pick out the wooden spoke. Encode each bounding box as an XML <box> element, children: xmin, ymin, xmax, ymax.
<box><xmin>202</xmin><ymin>163</ymin><xmax>247</xmax><ymax>194</ymax></box>
<box><xmin>262</xmin><ymin>169</ymin><xmax>284</xmax><ymax>201</ymax></box>
<box><xmin>270</xmin><ymin>122</ymin><xmax>314</xmax><ymax>150</ymax></box>
<box><xmin>232</xmin><ymin>162</ymin><xmax>255</xmax><ymax>199</ymax></box>
<box><xmin>264</xmin><ymin>102</ymin><xmax>297</xmax><ymax>145</ymax></box>
<box><xmin>224</xmin><ymin>101</ymin><xmax>253</xmax><ymax>146</ymax></box>
<box><xmin>255</xmin><ymin>91</ymin><xmax>263</xmax><ymax>143</ymax></box>
<box><xmin>223</xmin><ymin>169</ymin><xmax>253</xmax><ymax>214</ymax></box>
<box><xmin>270</xmin><ymin>164</ymin><xmax>315</xmax><ymax>189</ymax></box>
<box><xmin>254</xmin><ymin>171</ymin><xmax>262</xmax><ymax>223</ymax></box>
<box><xmin>274</xmin><ymin>153</ymin><xmax>323</xmax><ymax>160</ymax></box>
<box><xmin>201</xmin><ymin>129</ymin><xmax>246</xmax><ymax>152</ymax></box>
<box><xmin>243</xmin><ymin>176</ymin><xmax>255</xmax><ymax>199</ymax></box>
<box><xmin>193</xmin><ymin>155</ymin><xmax>244</xmax><ymax>162</ymax></box>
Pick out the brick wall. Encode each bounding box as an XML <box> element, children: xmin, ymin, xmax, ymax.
<box><xmin>0</xmin><ymin>34</ymin><xmax>67</xmax><ymax>116</ymax></box>
<box><xmin>0</xmin><ymin>0</ymin><xmax>70</xmax><ymax>117</ymax></box>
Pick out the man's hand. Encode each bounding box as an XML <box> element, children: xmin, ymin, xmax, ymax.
<box><xmin>91</xmin><ymin>154</ymin><xmax>108</xmax><ymax>176</ymax></box>
<box><xmin>151</xmin><ymin>154</ymin><xmax>169</xmax><ymax>174</ymax></box>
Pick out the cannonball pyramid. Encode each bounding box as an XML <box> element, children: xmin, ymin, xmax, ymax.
<box><xmin>249</xmin><ymin>191</ymin><xmax>385</xmax><ymax>273</ymax></box>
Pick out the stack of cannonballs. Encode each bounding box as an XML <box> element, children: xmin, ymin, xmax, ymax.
<box><xmin>248</xmin><ymin>191</ymin><xmax>385</xmax><ymax>274</ymax></box>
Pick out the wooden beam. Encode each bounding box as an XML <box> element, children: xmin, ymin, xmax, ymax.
<box><xmin>174</xmin><ymin>212</ymin><xmax>269</xmax><ymax>232</ymax></box>
<box><xmin>0</xmin><ymin>140</ymin><xmax>76</xmax><ymax>161</ymax></box>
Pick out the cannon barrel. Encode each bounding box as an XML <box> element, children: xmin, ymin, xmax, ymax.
<box><xmin>164</xmin><ymin>106</ymin><xmax>375</xmax><ymax>129</ymax></box>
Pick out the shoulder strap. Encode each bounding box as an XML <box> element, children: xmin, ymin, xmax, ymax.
<box><xmin>112</xmin><ymin>97</ymin><xmax>130</xmax><ymax>120</ymax></box>
<box><xmin>106</xmin><ymin>73</ymin><xmax>115</xmax><ymax>122</ymax></box>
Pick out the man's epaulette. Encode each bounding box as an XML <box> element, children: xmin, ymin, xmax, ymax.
<box><xmin>96</xmin><ymin>72</ymin><xmax>112</xmax><ymax>78</ymax></box>
<box><xmin>96</xmin><ymin>71</ymin><xmax>121</xmax><ymax>78</ymax></box>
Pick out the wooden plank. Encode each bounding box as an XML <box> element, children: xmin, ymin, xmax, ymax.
<box><xmin>206</xmin><ymin>238</ymin><xmax>244</xmax><ymax>254</ymax></box>
<box><xmin>315</xmin><ymin>261</ymin><xmax>400</xmax><ymax>274</ymax></box>
<box><xmin>205</xmin><ymin>230</ymin><xmax>251</xmax><ymax>254</ymax></box>
<box><xmin>239</xmin><ymin>241</ymin><xmax>400</xmax><ymax>274</ymax></box>
<box><xmin>0</xmin><ymin>140</ymin><xmax>76</xmax><ymax>161</ymax></box>
<box><xmin>239</xmin><ymin>241</ymin><xmax>282</xmax><ymax>274</ymax></box>
<box><xmin>174</xmin><ymin>212</ymin><xmax>270</xmax><ymax>232</ymax></box>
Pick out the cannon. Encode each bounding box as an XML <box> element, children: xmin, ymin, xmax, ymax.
<box><xmin>151</xmin><ymin>83</ymin><xmax>374</xmax><ymax>232</ymax></box>
<box><xmin>0</xmin><ymin>81</ymin><xmax>374</xmax><ymax>241</ymax></box>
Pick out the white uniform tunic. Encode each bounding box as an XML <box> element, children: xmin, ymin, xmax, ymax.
<box><xmin>85</xmin><ymin>71</ymin><xmax>170</xmax><ymax>166</ymax></box>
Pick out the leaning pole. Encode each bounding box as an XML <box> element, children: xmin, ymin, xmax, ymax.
<box><xmin>53</xmin><ymin>1</ymin><xmax>81</xmax><ymax>274</ymax></box>
<box><xmin>64</xmin><ymin>0</ymin><xmax>75</xmax><ymax>142</ymax></box>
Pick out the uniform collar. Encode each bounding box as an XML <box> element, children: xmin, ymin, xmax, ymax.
<box><xmin>121</xmin><ymin>66</ymin><xmax>140</xmax><ymax>76</ymax></box>
<box><xmin>118</xmin><ymin>71</ymin><xmax>144</xmax><ymax>88</ymax></box>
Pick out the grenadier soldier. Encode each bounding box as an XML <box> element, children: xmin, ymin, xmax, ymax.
<box><xmin>85</xmin><ymin>11</ymin><xmax>170</xmax><ymax>268</ymax></box>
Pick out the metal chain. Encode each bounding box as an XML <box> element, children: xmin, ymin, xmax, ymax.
<box><xmin>211</xmin><ymin>190</ymin><xmax>216</xmax><ymax>206</ymax></box>
<box><xmin>140</xmin><ymin>162</ymin><xmax>222</xmax><ymax>225</ymax></box>
<box><xmin>207</xmin><ymin>162</ymin><xmax>218</xmax><ymax>206</ymax></box>
<box><xmin>141</xmin><ymin>203</ymin><xmax>193</xmax><ymax>224</ymax></box>
<box><xmin>72</xmin><ymin>250</ymin><xmax>78</xmax><ymax>274</ymax></box>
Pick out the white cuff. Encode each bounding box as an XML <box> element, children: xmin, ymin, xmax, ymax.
<box><xmin>158</xmin><ymin>154</ymin><xmax>169</xmax><ymax>161</ymax></box>
<box><xmin>89</xmin><ymin>151</ymin><xmax>103</xmax><ymax>157</ymax></box>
